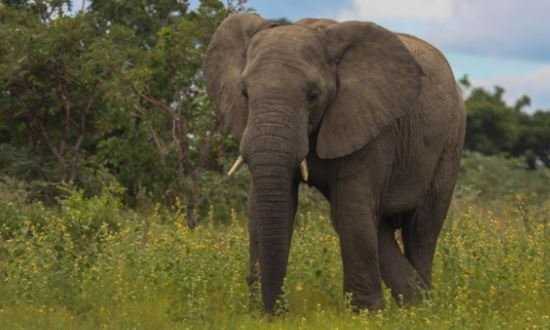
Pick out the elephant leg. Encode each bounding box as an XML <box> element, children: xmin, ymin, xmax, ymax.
<box><xmin>246</xmin><ymin>184</ymin><xmax>261</xmax><ymax>303</ymax></box>
<box><xmin>333</xmin><ymin>182</ymin><xmax>383</xmax><ymax>310</ymax></box>
<box><xmin>402</xmin><ymin>150</ymin><xmax>459</xmax><ymax>287</ymax></box>
<box><xmin>378</xmin><ymin>215</ymin><xmax>427</xmax><ymax>305</ymax></box>
<box><xmin>337</xmin><ymin>213</ymin><xmax>384</xmax><ymax>310</ymax></box>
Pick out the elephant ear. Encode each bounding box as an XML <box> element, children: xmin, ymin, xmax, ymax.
<box><xmin>205</xmin><ymin>14</ymin><xmax>270</xmax><ymax>140</ymax></box>
<box><xmin>317</xmin><ymin>21</ymin><xmax>423</xmax><ymax>159</ymax></box>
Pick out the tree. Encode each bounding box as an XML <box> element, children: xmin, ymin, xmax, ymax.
<box><xmin>464</xmin><ymin>86</ymin><xmax>521</xmax><ymax>155</ymax></box>
<box><xmin>88</xmin><ymin>0</ymin><xmax>190</xmax><ymax>47</ymax></box>
<box><xmin>461</xmin><ymin>78</ymin><xmax>550</xmax><ymax>169</ymax></box>
<box><xmin>514</xmin><ymin>111</ymin><xmax>550</xmax><ymax>168</ymax></box>
<box><xmin>0</xmin><ymin>7</ymin><xmax>109</xmax><ymax>183</ymax></box>
<box><xmin>1</xmin><ymin>1</ymin><xmax>249</xmax><ymax>221</ymax></box>
<box><xmin>1</xmin><ymin>0</ymin><xmax>71</xmax><ymax>22</ymax></box>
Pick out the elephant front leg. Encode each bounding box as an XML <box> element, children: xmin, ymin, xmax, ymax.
<box><xmin>246</xmin><ymin>185</ymin><xmax>261</xmax><ymax>307</ymax></box>
<box><xmin>247</xmin><ymin>236</ymin><xmax>261</xmax><ymax>309</ymax></box>
<box><xmin>334</xmin><ymin>183</ymin><xmax>384</xmax><ymax>310</ymax></box>
<box><xmin>337</xmin><ymin>210</ymin><xmax>384</xmax><ymax>310</ymax></box>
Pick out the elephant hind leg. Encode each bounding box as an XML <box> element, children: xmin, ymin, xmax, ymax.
<box><xmin>402</xmin><ymin>147</ymin><xmax>460</xmax><ymax>287</ymax></box>
<box><xmin>379</xmin><ymin>215</ymin><xmax>428</xmax><ymax>305</ymax></box>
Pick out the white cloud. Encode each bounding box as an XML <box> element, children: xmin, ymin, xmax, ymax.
<box><xmin>431</xmin><ymin>1</ymin><xmax>550</xmax><ymax>61</ymax></box>
<box><xmin>338</xmin><ymin>0</ymin><xmax>453</xmax><ymax>22</ymax></box>
<box><xmin>336</xmin><ymin>0</ymin><xmax>550</xmax><ymax>62</ymax></box>
<box><xmin>474</xmin><ymin>66</ymin><xmax>550</xmax><ymax>111</ymax></box>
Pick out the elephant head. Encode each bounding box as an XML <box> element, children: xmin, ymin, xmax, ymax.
<box><xmin>205</xmin><ymin>13</ymin><xmax>422</xmax><ymax>312</ymax></box>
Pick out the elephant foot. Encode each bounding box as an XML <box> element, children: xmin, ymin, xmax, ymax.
<box><xmin>391</xmin><ymin>277</ymin><xmax>430</xmax><ymax>306</ymax></box>
<box><xmin>270</xmin><ymin>298</ymin><xmax>289</xmax><ymax>316</ymax></box>
<box><xmin>393</xmin><ymin>291</ymin><xmax>423</xmax><ymax>307</ymax></box>
<box><xmin>246</xmin><ymin>274</ymin><xmax>262</xmax><ymax>311</ymax></box>
<box><xmin>348</xmin><ymin>292</ymin><xmax>385</xmax><ymax>313</ymax></box>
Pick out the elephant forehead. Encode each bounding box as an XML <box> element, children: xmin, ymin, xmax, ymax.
<box><xmin>248</xmin><ymin>26</ymin><xmax>325</xmax><ymax>59</ymax></box>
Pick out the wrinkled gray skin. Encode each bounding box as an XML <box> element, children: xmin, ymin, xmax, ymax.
<box><xmin>205</xmin><ymin>14</ymin><xmax>465</xmax><ymax>313</ymax></box>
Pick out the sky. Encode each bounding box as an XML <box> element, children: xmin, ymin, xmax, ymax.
<box><xmin>73</xmin><ymin>0</ymin><xmax>550</xmax><ymax>110</ymax></box>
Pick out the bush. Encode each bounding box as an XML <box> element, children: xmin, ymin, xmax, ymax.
<box><xmin>456</xmin><ymin>152</ymin><xmax>550</xmax><ymax>204</ymax></box>
<box><xmin>55</xmin><ymin>182</ymin><xmax>127</xmax><ymax>250</ymax></box>
<box><xmin>0</xmin><ymin>177</ymin><xmax>50</xmax><ymax>240</ymax></box>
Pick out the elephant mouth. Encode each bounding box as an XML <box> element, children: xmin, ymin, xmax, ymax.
<box><xmin>227</xmin><ymin>155</ymin><xmax>309</xmax><ymax>182</ymax></box>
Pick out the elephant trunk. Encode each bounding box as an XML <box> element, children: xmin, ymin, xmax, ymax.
<box><xmin>245</xmin><ymin>139</ymin><xmax>298</xmax><ymax>312</ymax></box>
<box><xmin>251</xmin><ymin>163</ymin><xmax>293</xmax><ymax>313</ymax></box>
<box><xmin>241</xmin><ymin>98</ymin><xmax>307</xmax><ymax>313</ymax></box>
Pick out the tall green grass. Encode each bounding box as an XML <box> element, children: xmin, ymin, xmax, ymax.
<box><xmin>0</xmin><ymin>180</ymin><xmax>548</xmax><ymax>329</ymax></box>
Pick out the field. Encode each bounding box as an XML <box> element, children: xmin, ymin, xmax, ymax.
<box><xmin>0</xmin><ymin>155</ymin><xmax>549</xmax><ymax>329</ymax></box>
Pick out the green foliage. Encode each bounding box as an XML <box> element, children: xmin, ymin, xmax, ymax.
<box><xmin>89</xmin><ymin>0</ymin><xmax>191</xmax><ymax>47</ymax></box>
<box><xmin>462</xmin><ymin>80</ymin><xmax>550</xmax><ymax>167</ymax></box>
<box><xmin>56</xmin><ymin>182</ymin><xmax>126</xmax><ymax>243</ymax></box>
<box><xmin>0</xmin><ymin>177</ymin><xmax>50</xmax><ymax>240</ymax></box>
<box><xmin>514</xmin><ymin>111</ymin><xmax>550</xmax><ymax>167</ymax></box>
<box><xmin>465</xmin><ymin>87</ymin><xmax>520</xmax><ymax>154</ymax></box>
<box><xmin>1</xmin><ymin>0</ymin><xmax>71</xmax><ymax>22</ymax></box>
<box><xmin>0</xmin><ymin>177</ymin><xmax>125</xmax><ymax>241</ymax></box>
<box><xmin>0</xmin><ymin>0</ymin><xmax>244</xmax><ymax>219</ymax></box>
<box><xmin>0</xmin><ymin>6</ymin><xmax>136</xmax><ymax>184</ymax></box>
<box><xmin>457</xmin><ymin>152</ymin><xmax>550</xmax><ymax>205</ymax></box>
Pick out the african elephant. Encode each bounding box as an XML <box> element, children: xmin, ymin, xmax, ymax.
<box><xmin>205</xmin><ymin>13</ymin><xmax>465</xmax><ymax>313</ymax></box>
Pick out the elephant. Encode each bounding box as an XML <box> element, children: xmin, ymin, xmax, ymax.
<box><xmin>205</xmin><ymin>13</ymin><xmax>466</xmax><ymax>313</ymax></box>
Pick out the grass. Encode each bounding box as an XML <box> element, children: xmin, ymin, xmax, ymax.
<box><xmin>0</xmin><ymin>184</ymin><xmax>548</xmax><ymax>329</ymax></box>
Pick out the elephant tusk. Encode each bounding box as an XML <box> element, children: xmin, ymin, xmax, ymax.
<box><xmin>227</xmin><ymin>156</ymin><xmax>244</xmax><ymax>177</ymax></box>
<box><xmin>300</xmin><ymin>159</ymin><xmax>309</xmax><ymax>182</ymax></box>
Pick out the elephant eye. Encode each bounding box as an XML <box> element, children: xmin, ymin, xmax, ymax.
<box><xmin>306</xmin><ymin>86</ymin><xmax>321</xmax><ymax>104</ymax></box>
<box><xmin>305</xmin><ymin>81</ymin><xmax>321</xmax><ymax>105</ymax></box>
<box><xmin>240</xmin><ymin>81</ymin><xmax>249</xmax><ymax>98</ymax></box>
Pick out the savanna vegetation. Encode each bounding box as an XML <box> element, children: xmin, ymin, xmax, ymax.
<box><xmin>1</xmin><ymin>1</ymin><xmax>549</xmax><ymax>329</ymax></box>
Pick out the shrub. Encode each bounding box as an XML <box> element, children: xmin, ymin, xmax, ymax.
<box><xmin>0</xmin><ymin>177</ymin><xmax>50</xmax><ymax>240</ymax></box>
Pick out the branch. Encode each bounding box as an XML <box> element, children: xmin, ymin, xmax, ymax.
<box><xmin>136</xmin><ymin>89</ymin><xmax>191</xmax><ymax>169</ymax></box>
<box><xmin>172</xmin><ymin>116</ymin><xmax>188</xmax><ymax>173</ymax></box>
<box><xmin>57</xmin><ymin>79</ymin><xmax>73</xmax><ymax>157</ymax></box>
<box><xmin>73</xmin><ymin>134</ymin><xmax>84</xmax><ymax>154</ymax></box>
<box><xmin>38</xmin><ymin>121</ymin><xmax>64</xmax><ymax>163</ymax></box>
<box><xmin>137</xmin><ymin>92</ymin><xmax>174</xmax><ymax>116</ymax></box>
<box><xmin>150</xmin><ymin>126</ymin><xmax>168</xmax><ymax>161</ymax></box>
